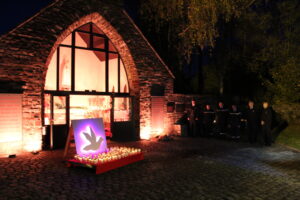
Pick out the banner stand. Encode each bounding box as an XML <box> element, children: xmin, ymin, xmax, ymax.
<box><xmin>63</xmin><ymin>126</ymin><xmax>74</xmax><ymax>159</ymax></box>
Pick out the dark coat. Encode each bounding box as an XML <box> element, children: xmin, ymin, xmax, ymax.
<box><xmin>215</xmin><ymin>108</ymin><xmax>229</xmax><ymax>126</ymax></box>
<box><xmin>228</xmin><ymin>110</ymin><xmax>242</xmax><ymax>128</ymax></box>
<box><xmin>261</xmin><ymin>108</ymin><xmax>272</xmax><ymax>128</ymax></box>
<box><xmin>187</xmin><ymin>106</ymin><xmax>200</xmax><ymax>124</ymax></box>
<box><xmin>215</xmin><ymin>107</ymin><xmax>229</xmax><ymax>133</ymax></box>
<box><xmin>202</xmin><ymin>109</ymin><xmax>215</xmax><ymax>125</ymax></box>
<box><xmin>245</xmin><ymin>108</ymin><xmax>259</xmax><ymax>128</ymax></box>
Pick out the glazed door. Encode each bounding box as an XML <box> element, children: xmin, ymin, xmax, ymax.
<box><xmin>111</xmin><ymin>96</ymin><xmax>135</xmax><ymax>141</ymax></box>
<box><xmin>52</xmin><ymin>95</ymin><xmax>69</xmax><ymax>149</ymax></box>
<box><xmin>43</xmin><ymin>94</ymin><xmax>69</xmax><ymax>149</ymax></box>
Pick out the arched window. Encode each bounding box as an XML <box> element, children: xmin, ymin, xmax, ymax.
<box><xmin>43</xmin><ymin>23</ymin><xmax>131</xmax><ymax>129</ymax></box>
<box><xmin>45</xmin><ymin>23</ymin><xmax>129</xmax><ymax>93</ymax></box>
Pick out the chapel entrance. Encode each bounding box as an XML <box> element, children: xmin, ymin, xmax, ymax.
<box><xmin>43</xmin><ymin>94</ymin><xmax>134</xmax><ymax>149</ymax></box>
<box><xmin>42</xmin><ymin>23</ymin><xmax>134</xmax><ymax>149</ymax></box>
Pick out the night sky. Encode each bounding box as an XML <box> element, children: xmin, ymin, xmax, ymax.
<box><xmin>0</xmin><ymin>0</ymin><xmax>139</xmax><ymax>36</ymax></box>
<box><xmin>0</xmin><ymin>0</ymin><xmax>54</xmax><ymax>35</ymax></box>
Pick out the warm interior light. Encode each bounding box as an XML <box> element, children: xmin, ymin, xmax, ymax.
<box><xmin>45</xmin><ymin>27</ymin><xmax>129</xmax><ymax>93</ymax></box>
<box><xmin>70</xmin><ymin>95</ymin><xmax>111</xmax><ymax>131</ymax></box>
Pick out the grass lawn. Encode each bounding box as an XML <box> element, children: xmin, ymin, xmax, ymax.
<box><xmin>276</xmin><ymin>124</ymin><xmax>300</xmax><ymax>151</ymax></box>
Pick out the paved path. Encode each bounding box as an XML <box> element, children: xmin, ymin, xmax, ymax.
<box><xmin>0</xmin><ymin>137</ymin><xmax>299</xmax><ymax>200</ymax></box>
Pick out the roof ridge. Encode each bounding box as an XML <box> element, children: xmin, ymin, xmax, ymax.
<box><xmin>0</xmin><ymin>0</ymin><xmax>60</xmax><ymax>41</ymax></box>
<box><xmin>122</xmin><ymin>9</ymin><xmax>175</xmax><ymax>79</ymax></box>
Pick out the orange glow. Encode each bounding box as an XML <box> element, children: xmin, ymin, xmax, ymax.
<box><xmin>0</xmin><ymin>94</ymin><xmax>23</xmax><ymax>157</ymax></box>
<box><xmin>140</xmin><ymin>126</ymin><xmax>165</xmax><ymax>140</ymax></box>
<box><xmin>151</xmin><ymin>96</ymin><xmax>165</xmax><ymax>137</ymax></box>
<box><xmin>24</xmin><ymin>141</ymin><xmax>41</xmax><ymax>152</ymax></box>
<box><xmin>140</xmin><ymin>126</ymin><xmax>151</xmax><ymax>140</ymax></box>
<box><xmin>154</xmin><ymin>128</ymin><xmax>164</xmax><ymax>136</ymax></box>
<box><xmin>24</xmin><ymin>136</ymin><xmax>42</xmax><ymax>152</ymax></box>
<box><xmin>0</xmin><ymin>141</ymin><xmax>22</xmax><ymax>157</ymax></box>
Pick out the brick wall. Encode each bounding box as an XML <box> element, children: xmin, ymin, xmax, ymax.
<box><xmin>0</xmin><ymin>0</ymin><xmax>174</xmax><ymax>151</ymax></box>
<box><xmin>165</xmin><ymin>94</ymin><xmax>215</xmax><ymax>135</ymax></box>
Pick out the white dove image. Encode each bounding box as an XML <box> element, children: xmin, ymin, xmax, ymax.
<box><xmin>82</xmin><ymin>126</ymin><xmax>103</xmax><ymax>151</ymax></box>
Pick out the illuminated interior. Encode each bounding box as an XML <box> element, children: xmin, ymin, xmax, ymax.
<box><xmin>45</xmin><ymin>23</ymin><xmax>129</xmax><ymax>93</ymax></box>
<box><xmin>70</xmin><ymin>95</ymin><xmax>111</xmax><ymax>130</ymax></box>
<box><xmin>44</xmin><ymin>93</ymin><xmax>51</xmax><ymax>125</ymax></box>
<box><xmin>54</xmin><ymin>96</ymin><xmax>66</xmax><ymax>124</ymax></box>
<box><xmin>43</xmin><ymin>23</ymin><xmax>131</xmax><ymax>139</ymax></box>
<box><xmin>114</xmin><ymin>97</ymin><xmax>131</xmax><ymax>122</ymax></box>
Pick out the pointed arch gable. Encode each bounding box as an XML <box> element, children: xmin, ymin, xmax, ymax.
<box><xmin>44</xmin><ymin>12</ymin><xmax>140</xmax><ymax>97</ymax></box>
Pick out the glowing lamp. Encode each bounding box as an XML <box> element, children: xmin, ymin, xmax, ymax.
<box><xmin>140</xmin><ymin>126</ymin><xmax>151</xmax><ymax>140</ymax></box>
<box><xmin>24</xmin><ymin>140</ymin><xmax>41</xmax><ymax>153</ymax></box>
<box><xmin>72</xmin><ymin>118</ymin><xmax>107</xmax><ymax>156</ymax></box>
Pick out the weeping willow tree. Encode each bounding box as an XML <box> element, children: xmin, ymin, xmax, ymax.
<box><xmin>139</xmin><ymin>0</ymin><xmax>255</xmax><ymax>94</ymax></box>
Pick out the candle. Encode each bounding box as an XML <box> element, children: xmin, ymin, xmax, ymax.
<box><xmin>73</xmin><ymin>147</ymin><xmax>142</xmax><ymax>165</ymax></box>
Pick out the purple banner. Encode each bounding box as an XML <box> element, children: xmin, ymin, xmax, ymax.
<box><xmin>72</xmin><ymin>118</ymin><xmax>107</xmax><ymax>156</ymax></box>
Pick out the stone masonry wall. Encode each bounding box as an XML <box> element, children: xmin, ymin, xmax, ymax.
<box><xmin>0</xmin><ymin>0</ymin><xmax>174</xmax><ymax>151</ymax></box>
<box><xmin>165</xmin><ymin>94</ymin><xmax>214</xmax><ymax>135</ymax></box>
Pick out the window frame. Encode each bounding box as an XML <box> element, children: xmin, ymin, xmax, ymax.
<box><xmin>44</xmin><ymin>22</ymin><xmax>129</xmax><ymax>95</ymax></box>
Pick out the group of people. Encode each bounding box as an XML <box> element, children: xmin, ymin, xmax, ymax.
<box><xmin>185</xmin><ymin>100</ymin><xmax>273</xmax><ymax>146</ymax></box>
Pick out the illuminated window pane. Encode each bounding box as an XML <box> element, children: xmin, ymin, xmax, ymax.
<box><xmin>59</xmin><ymin>47</ymin><xmax>71</xmax><ymax>91</ymax></box>
<box><xmin>70</xmin><ymin>95</ymin><xmax>111</xmax><ymax>129</ymax></box>
<box><xmin>93</xmin><ymin>24</ymin><xmax>104</xmax><ymax>35</ymax></box>
<box><xmin>44</xmin><ymin>23</ymin><xmax>130</xmax><ymax>96</ymax></box>
<box><xmin>44</xmin><ymin>94</ymin><xmax>51</xmax><ymax>125</ymax></box>
<box><xmin>120</xmin><ymin>59</ymin><xmax>129</xmax><ymax>93</ymax></box>
<box><xmin>45</xmin><ymin>50</ymin><xmax>57</xmax><ymax>90</ymax></box>
<box><xmin>109</xmin><ymin>53</ymin><xmax>118</xmax><ymax>93</ymax></box>
<box><xmin>61</xmin><ymin>34</ymin><xmax>72</xmax><ymax>45</ymax></box>
<box><xmin>53</xmin><ymin>96</ymin><xmax>66</xmax><ymax>125</ymax></box>
<box><xmin>78</xmin><ymin>24</ymin><xmax>91</xmax><ymax>32</ymax></box>
<box><xmin>93</xmin><ymin>36</ymin><xmax>105</xmax><ymax>49</ymax></box>
<box><xmin>75</xmin><ymin>49</ymin><xmax>105</xmax><ymax>92</ymax></box>
<box><xmin>75</xmin><ymin>32</ymin><xmax>90</xmax><ymax>48</ymax></box>
<box><xmin>109</xmin><ymin>40</ymin><xmax>117</xmax><ymax>52</ymax></box>
<box><xmin>114</xmin><ymin>97</ymin><xmax>131</xmax><ymax>122</ymax></box>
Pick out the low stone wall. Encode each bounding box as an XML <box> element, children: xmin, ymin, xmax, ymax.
<box><xmin>164</xmin><ymin>94</ymin><xmax>215</xmax><ymax>135</ymax></box>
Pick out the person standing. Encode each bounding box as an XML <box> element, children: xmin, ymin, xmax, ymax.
<box><xmin>245</xmin><ymin>101</ymin><xmax>259</xmax><ymax>143</ymax></box>
<box><xmin>215</xmin><ymin>101</ymin><xmax>229</xmax><ymax>135</ymax></box>
<box><xmin>261</xmin><ymin>102</ymin><xmax>273</xmax><ymax>146</ymax></box>
<box><xmin>228</xmin><ymin>105</ymin><xmax>242</xmax><ymax>139</ymax></box>
<box><xmin>187</xmin><ymin>99</ymin><xmax>199</xmax><ymax>137</ymax></box>
<box><xmin>202</xmin><ymin>104</ymin><xmax>215</xmax><ymax>137</ymax></box>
